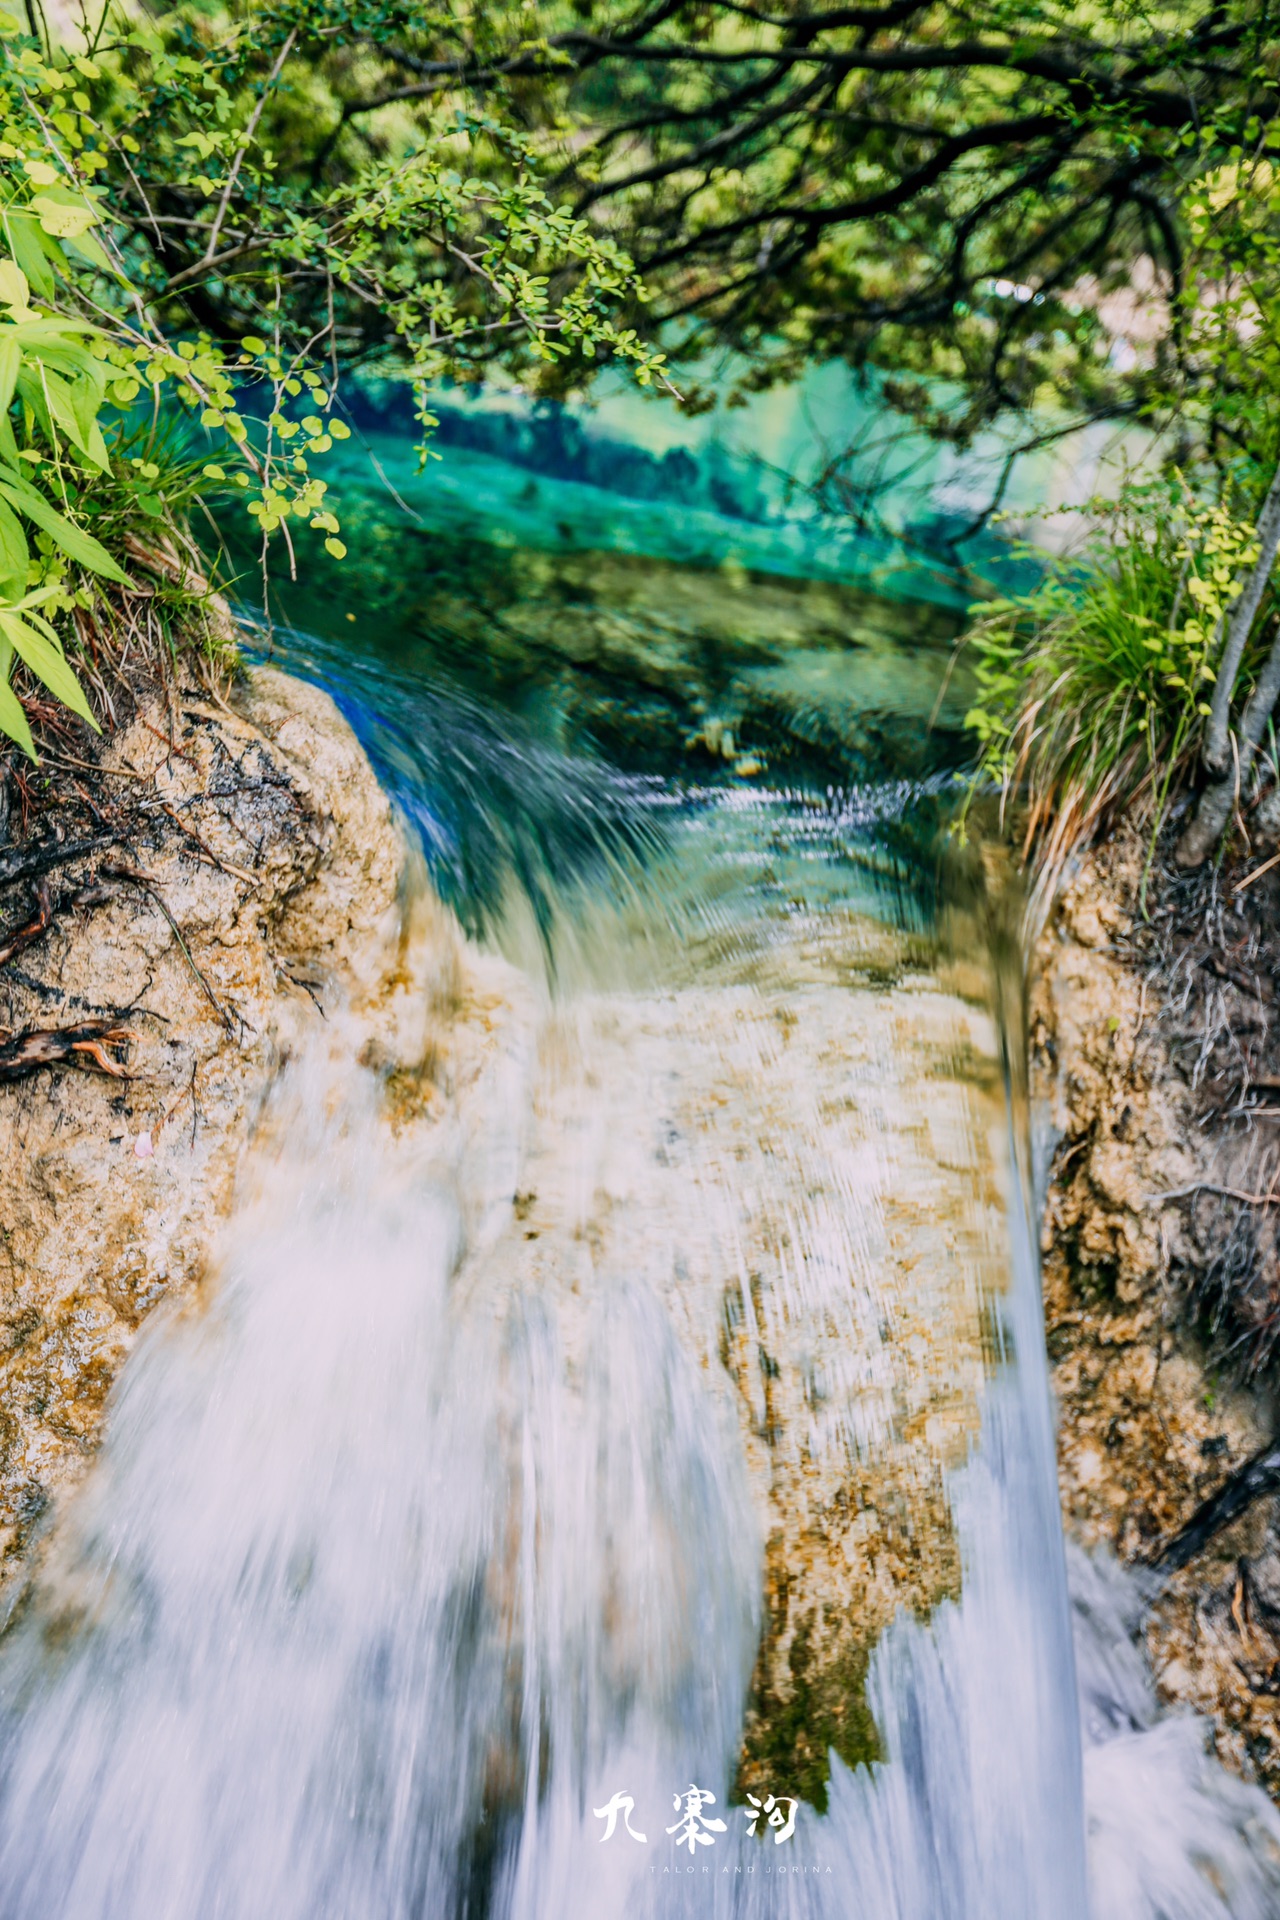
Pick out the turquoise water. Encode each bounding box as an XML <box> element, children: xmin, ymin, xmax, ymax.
<box><xmin>224</xmin><ymin>370</ymin><xmax>1016</xmax><ymax>833</ymax></box>
<box><xmin>322</xmin><ymin>360</ymin><xmax>1129</xmax><ymax>593</ymax></box>
<box><xmin>218</xmin><ymin>369</ymin><xmax>1005</xmax><ymax>950</ymax></box>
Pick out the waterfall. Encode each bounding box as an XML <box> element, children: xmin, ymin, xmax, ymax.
<box><xmin>0</xmin><ymin>712</ymin><xmax>1277</xmax><ymax>1919</ymax></box>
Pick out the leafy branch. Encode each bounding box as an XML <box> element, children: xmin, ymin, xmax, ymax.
<box><xmin>0</xmin><ymin>0</ymin><xmax>673</xmax><ymax>755</ymax></box>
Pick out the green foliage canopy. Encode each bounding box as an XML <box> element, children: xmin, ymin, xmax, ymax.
<box><xmin>239</xmin><ymin>0</ymin><xmax>1280</xmax><ymax>458</ymax></box>
<box><xmin>0</xmin><ymin>0</ymin><xmax>674</xmax><ymax>753</ymax></box>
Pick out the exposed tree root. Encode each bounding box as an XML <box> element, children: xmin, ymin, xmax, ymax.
<box><xmin>0</xmin><ymin>835</ymin><xmax>118</xmax><ymax>888</ymax></box>
<box><xmin>1149</xmin><ymin>1183</ymin><xmax>1280</xmax><ymax>1209</ymax></box>
<box><xmin>1091</xmin><ymin>819</ymin><xmax>1280</xmax><ymax>1375</ymax></box>
<box><xmin>0</xmin><ymin>880</ymin><xmax>53</xmax><ymax>970</ymax></box>
<box><xmin>0</xmin><ymin>1018</ymin><xmax>134</xmax><ymax>1082</ymax></box>
<box><xmin>1154</xmin><ymin>1443</ymin><xmax>1280</xmax><ymax>1576</ymax></box>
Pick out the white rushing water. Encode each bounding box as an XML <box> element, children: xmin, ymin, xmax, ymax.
<box><xmin>1</xmin><ymin>791</ymin><xmax>1278</xmax><ymax>1920</ymax></box>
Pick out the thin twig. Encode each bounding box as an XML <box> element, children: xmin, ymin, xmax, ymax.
<box><xmin>104</xmin><ymin>861</ymin><xmax>239</xmax><ymax>1037</ymax></box>
<box><xmin>1235</xmin><ymin>846</ymin><xmax>1280</xmax><ymax>895</ymax></box>
<box><xmin>201</xmin><ymin>28</ymin><xmax>298</xmax><ymax>270</ymax></box>
<box><xmin>154</xmin><ymin>802</ymin><xmax>260</xmax><ymax>886</ymax></box>
<box><xmin>1146</xmin><ymin>1182</ymin><xmax>1280</xmax><ymax>1207</ymax></box>
<box><xmin>0</xmin><ymin>878</ymin><xmax>52</xmax><ymax>968</ymax></box>
<box><xmin>138</xmin><ymin>714</ymin><xmax>199</xmax><ymax>768</ymax></box>
<box><xmin>37</xmin><ymin>750</ymin><xmax>150</xmax><ymax>782</ymax></box>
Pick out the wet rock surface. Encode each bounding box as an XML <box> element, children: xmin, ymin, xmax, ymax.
<box><xmin>0</xmin><ymin>668</ymin><xmax>402</xmax><ymax>1598</ymax></box>
<box><xmin>477</xmin><ymin>897</ymin><xmax>1009</xmax><ymax>1811</ymax></box>
<box><xmin>1033</xmin><ymin>826</ymin><xmax>1280</xmax><ymax>1793</ymax></box>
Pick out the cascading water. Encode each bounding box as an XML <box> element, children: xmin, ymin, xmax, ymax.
<box><xmin>1</xmin><ymin>637</ymin><xmax>1279</xmax><ymax>1920</ymax></box>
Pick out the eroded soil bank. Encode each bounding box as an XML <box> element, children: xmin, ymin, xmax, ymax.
<box><xmin>1033</xmin><ymin>823</ymin><xmax>1280</xmax><ymax>1795</ymax></box>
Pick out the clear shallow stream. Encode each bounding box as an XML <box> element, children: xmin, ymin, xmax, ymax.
<box><xmin>1</xmin><ymin>393</ymin><xmax>1279</xmax><ymax>1917</ymax></box>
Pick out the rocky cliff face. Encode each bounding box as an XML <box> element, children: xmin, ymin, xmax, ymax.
<box><xmin>1033</xmin><ymin>833</ymin><xmax>1280</xmax><ymax>1793</ymax></box>
<box><xmin>0</xmin><ymin>668</ymin><xmax>403</xmax><ymax>1597</ymax></box>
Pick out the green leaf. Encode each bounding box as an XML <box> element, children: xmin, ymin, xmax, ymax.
<box><xmin>0</xmin><ymin>332</ymin><xmax>18</xmax><ymax>416</ymax></box>
<box><xmin>5</xmin><ymin>317</ymin><xmax>102</xmax><ymax>344</ymax></box>
<box><xmin>0</xmin><ymin>611</ymin><xmax>99</xmax><ymax>730</ymax></box>
<box><xmin>65</xmin><ymin>362</ymin><xmax>105</xmax><ymax>444</ymax></box>
<box><xmin>4</xmin><ymin>215</ymin><xmax>54</xmax><ymax>299</ymax></box>
<box><xmin>0</xmin><ymin>497</ymin><xmax>29</xmax><ymax>595</ymax></box>
<box><xmin>15</xmin><ymin>373</ymin><xmax>54</xmax><ymax>450</ymax></box>
<box><xmin>0</xmin><ymin>479</ymin><xmax>128</xmax><ymax>582</ymax></box>
<box><xmin>0</xmin><ymin>671</ymin><xmax>34</xmax><ymax>757</ymax></box>
<box><xmin>29</xmin><ymin>196</ymin><xmax>96</xmax><ymax>241</ymax></box>
<box><xmin>64</xmin><ymin>227</ymin><xmax>116</xmax><ymax>277</ymax></box>
<box><xmin>0</xmin><ymin>259</ymin><xmax>27</xmax><ymax>311</ymax></box>
<box><xmin>39</xmin><ymin>367</ymin><xmax>107</xmax><ymax>470</ymax></box>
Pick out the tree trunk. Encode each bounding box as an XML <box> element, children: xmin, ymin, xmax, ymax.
<box><xmin>1256</xmin><ymin>784</ymin><xmax>1280</xmax><ymax>840</ymax></box>
<box><xmin>1177</xmin><ymin>617</ymin><xmax>1280</xmax><ymax>865</ymax></box>
<box><xmin>1201</xmin><ymin>461</ymin><xmax>1280</xmax><ymax>778</ymax></box>
<box><xmin>1175</xmin><ymin>765</ymin><xmax>1237</xmax><ymax>867</ymax></box>
<box><xmin>1238</xmin><ymin>616</ymin><xmax>1280</xmax><ymax>770</ymax></box>
<box><xmin>1177</xmin><ymin>469</ymin><xmax>1280</xmax><ymax>867</ymax></box>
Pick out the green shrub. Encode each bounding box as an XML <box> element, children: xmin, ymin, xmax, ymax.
<box><xmin>961</xmin><ymin>482</ymin><xmax>1268</xmax><ymax>883</ymax></box>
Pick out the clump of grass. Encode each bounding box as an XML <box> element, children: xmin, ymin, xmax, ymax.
<box><xmin>961</xmin><ymin>480</ymin><xmax>1271</xmax><ymax>904</ymax></box>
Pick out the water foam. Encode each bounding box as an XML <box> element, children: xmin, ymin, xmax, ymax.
<box><xmin>0</xmin><ymin>869</ymin><xmax>1276</xmax><ymax>1920</ymax></box>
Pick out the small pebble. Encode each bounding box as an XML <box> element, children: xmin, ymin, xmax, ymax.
<box><xmin>134</xmin><ymin>1130</ymin><xmax>154</xmax><ymax>1159</ymax></box>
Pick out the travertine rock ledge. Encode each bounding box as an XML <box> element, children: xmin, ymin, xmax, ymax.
<box><xmin>1032</xmin><ymin>834</ymin><xmax>1280</xmax><ymax>1792</ymax></box>
<box><xmin>0</xmin><ymin>667</ymin><xmax>403</xmax><ymax>1593</ymax></box>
